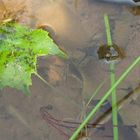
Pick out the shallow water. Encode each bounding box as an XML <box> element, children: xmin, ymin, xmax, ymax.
<box><xmin>0</xmin><ymin>0</ymin><xmax>140</xmax><ymax>140</ymax></box>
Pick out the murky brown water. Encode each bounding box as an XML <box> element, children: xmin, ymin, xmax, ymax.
<box><xmin>0</xmin><ymin>0</ymin><xmax>140</xmax><ymax>140</ymax></box>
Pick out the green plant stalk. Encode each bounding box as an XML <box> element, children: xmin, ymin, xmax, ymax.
<box><xmin>86</xmin><ymin>80</ymin><xmax>105</xmax><ymax>108</ymax></box>
<box><xmin>69</xmin><ymin>56</ymin><xmax>140</xmax><ymax>140</ymax></box>
<box><xmin>104</xmin><ymin>14</ymin><xmax>119</xmax><ymax>140</ymax></box>
<box><xmin>81</xmin><ymin>80</ymin><xmax>105</xmax><ymax>136</ymax></box>
<box><xmin>104</xmin><ymin>14</ymin><xmax>112</xmax><ymax>46</ymax></box>
<box><xmin>110</xmin><ymin>63</ymin><xmax>119</xmax><ymax>140</ymax></box>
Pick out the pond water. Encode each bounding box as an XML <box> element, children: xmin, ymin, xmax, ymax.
<box><xmin>0</xmin><ymin>0</ymin><xmax>140</xmax><ymax>140</ymax></box>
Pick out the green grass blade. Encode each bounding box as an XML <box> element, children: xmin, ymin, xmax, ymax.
<box><xmin>86</xmin><ymin>80</ymin><xmax>105</xmax><ymax>108</ymax></box>
<box><xmin>110</xmin><ymin>63</ymin><xmax>119</xmax><ymax>140</ymax></box>
<box><xmin>104</xmin><ymin>14</ymin><xmax>112</xmax><ymax>46</ymax></box>
<box><xmin>104</xmin><ymin>14</ymin><xmax>119</xmax><ymax>140</ymax></box>
<box><xmin>69</xmin><ymin>56</ymin><xmax>140</xmax><ymax>140</ymax></box>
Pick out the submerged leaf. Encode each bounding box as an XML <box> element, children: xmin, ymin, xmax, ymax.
<box><xmin>0</xmin><ymin>22</ymin><xmax>67</xmax><ymax>94</ymax></box>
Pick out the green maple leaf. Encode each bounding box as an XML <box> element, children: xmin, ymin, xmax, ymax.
<box><xmin>0</xmin><ymin>22</ymin><xmax>67</xmax><ymax>94</ymax></box>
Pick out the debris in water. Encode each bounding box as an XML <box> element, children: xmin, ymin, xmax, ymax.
<box><xmin>97</xmin><ymin>44</ymin><xmax>125</xmax><ymax>61</ymax></box>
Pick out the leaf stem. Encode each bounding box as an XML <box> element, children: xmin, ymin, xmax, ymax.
<box><xmin>34</xmin><ymin>72</ymin><xmax>55</xmax><ymax>89</ymax></box>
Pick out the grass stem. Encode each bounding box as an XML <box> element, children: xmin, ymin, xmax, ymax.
<box><xmin>69</xmin><ymin>56</ymin><xmax>140</xmax><ymax>140</ymax></box>
<box><xmin>104</xmin><ymin>14</ymin><xmax>119</xmax><ymax>140</ymax></box>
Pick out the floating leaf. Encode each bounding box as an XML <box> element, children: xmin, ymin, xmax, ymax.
<box><xmin>0</xmin><ymin>22</ymin><xmax>67</xmax><ymax>94</ymax></box>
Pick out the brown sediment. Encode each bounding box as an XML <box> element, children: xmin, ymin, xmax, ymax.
<box><xmin>128</xmin><ymin>6</ymin><xmax>140</xmax><ymax>15</ymax></box>
<box><xmin>0</xmin><ymin>0</ymin><xmax>25</xmax><ymax>23</ymax></box>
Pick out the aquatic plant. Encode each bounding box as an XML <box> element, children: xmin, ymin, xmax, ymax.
<box><xmin>69</xmin><ymin>54</ymin><xmax>140</xmax><ymax>140</ymax></box>
<box><xmin>69</xmin><ymin>14</ymin><xmax>140</xmax><ymax>140</ymax></box>
<box><xmin>0</xmin><ymin>22</ymin><xmax>67</xmax><ymax>94</ymax></box>
<box><xmin>104</xmin><ymin>14</ymin><xmax>118</xmax><ymax>140</ymax></box>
